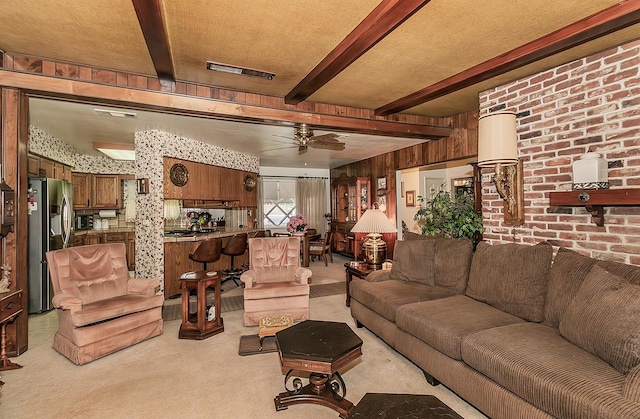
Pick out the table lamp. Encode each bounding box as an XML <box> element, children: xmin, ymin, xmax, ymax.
<box><xmin>350</xmin><ymin>207</ymin><xmax>397</xmax><ymax>268</ymax></box>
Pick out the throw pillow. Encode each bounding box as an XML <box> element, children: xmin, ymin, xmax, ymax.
<box><xmin>466</xmin><ymin>241</ymin><xmax>553</xmax><ymax>322</ymax></box>
<box><xmin>559</xmin><ymin>265</ymin><xmax>640</xmax><ymax>375</ymax></box>
<box><xmin>390</xmin><ymin>239</ymin><xmax>436</xmax><ymax>285</ymax></box>
<box><xmin>543</xmin><ymin>247</ymin><xmax>597</xmax><ymax>328</ymax></box>
<box><xmin>433</xmin><ymin>237</ymin><xmax>473</xmax><ymax>294</ymax></box>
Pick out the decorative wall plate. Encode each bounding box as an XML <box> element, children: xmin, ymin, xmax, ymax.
<box><xmin>169</xmin><ymin>163</ymin><xmax>189</xmax><ymax>187</ymax></box>
<box><xmin>243</xmin><ymin>175</ymin><xmax>256</xmax><ymax>191</ymax></box>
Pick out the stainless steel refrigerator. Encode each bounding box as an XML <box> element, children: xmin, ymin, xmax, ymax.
<box><xmin>28</xmin><ymin>178</ymin><xmax>74</xmax><ymax>314</ymax></box>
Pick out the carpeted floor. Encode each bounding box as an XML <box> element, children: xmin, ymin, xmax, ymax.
<box><xmin>2</xmin><ymin>255</ymin><xmax>488</xmax><ymax>418</ymax></box>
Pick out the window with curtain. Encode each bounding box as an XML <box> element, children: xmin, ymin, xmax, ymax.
<box><xmin>262</xmin><ymin>178</ymin><xmax>297</xmax><ymax>229</ymax></box>
<box><xmin>296</xmin><ymin>178</ymin><xmax>328</xmax><ymax>235</ymax></box>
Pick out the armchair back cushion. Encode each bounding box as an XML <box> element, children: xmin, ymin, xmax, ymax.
<box><xmin>50</xmin><ymin>242</ymin><xmax>130</xmax><ymax>305</ymax></box>
<box><xmin>247</xmin><ymin>237</ymin><xmax>301</xmax><ymax>284</ymax></box>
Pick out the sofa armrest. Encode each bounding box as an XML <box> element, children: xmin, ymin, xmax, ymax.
<box><xmin>367</xmin><ymin>270</ymin><xmax>392</xmax><ymax>282</ymax></box>
<box><xmin>295</xmin><ymin>267</ymin><xmax>312</xmax><ymax>284</ymax></box>
<box><xmin>241</xmin><ymin>270</ymin><xmax>256</xmax><ymax>288</ymax></box>
<box><xmin>127</xmin><ymin>278</ymin><xmax>160</xmax><ymax>295</ymax></box>
<box><xmin>52</xmin><ymin>293</ymin><xmax>83</xmax><ymax>311</ymax></box>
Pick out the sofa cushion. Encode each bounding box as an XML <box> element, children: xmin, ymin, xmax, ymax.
<box><xmin>433</xmin><ymin>237</ymin><xmax>473</xmax><ymax>293</ymax></box>
<box><xmin>390</xmin><ymin>239</ymin><xmax>436</xmax><ymax>285</ymax></box>
<box><xmin>350</xmin><ymin>279</ymin><xmax>455</xmax><ymax>323</ymax></box>
<box><xmin>396</xmin><ymin>295</ymin><xmax>524</xmax><ymax>360</ymax></box>
<box><xmin>70</xmin><ymin>294</ymin><xmax>164</xmax><ymax>327</ymax></box>
<box><xmin>543</xmin><ymin>247</ymin><xmax>597</xmax><ymax>328</ymax></box>
<box><xmin>559</xmin><ymin>265</ymin><xmax>640</xmax><ymax>375</ymax></box>
<box><xmin>466</xmin><ymin>241</ymin><xmax>552</xmax><ymax>322</ymax></box>
<box><xmin>461</xmin><ymin>322</ymin><xmax>630</xmax><ymax>419</ymax></box>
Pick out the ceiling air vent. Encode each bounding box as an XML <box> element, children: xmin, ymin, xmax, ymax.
<box><xmin>94</xmin><ymin>109</ymin><xmax>137</xmax><ymax>118</ymax></box>
<box><xmin>206</xmin><ymin>61</ymin><xmax>275</xmax><ymax>80</ymax></box>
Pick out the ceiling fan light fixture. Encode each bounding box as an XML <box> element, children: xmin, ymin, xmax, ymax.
<box><xmin>206</xmin><ymin>61</ymin><xmax>275</xmax><ymax>80</ymax></box>
<box><xmin>93</xmin><ymin>142</ymin><xmax>136</xmax><ymax>161</ymax></box>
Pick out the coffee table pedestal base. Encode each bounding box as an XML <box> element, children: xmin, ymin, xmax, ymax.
<box><xmin>274</xmin><ymin>371</ymin><xmax>353</xmax><ymax>418</ymax></box>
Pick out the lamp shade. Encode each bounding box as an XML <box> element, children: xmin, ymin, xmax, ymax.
<box><xmin>477</xmin><ymin>111</ymin><xmax>518</xmax><ymax>167</ymax></box>
<box><xmin>350</xmin><ymin>209</ymin><xmax>397</xmax><ymax>234</ymax></box>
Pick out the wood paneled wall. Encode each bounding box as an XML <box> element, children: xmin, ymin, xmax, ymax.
<box><xmin>330</xmin><ymin>110</ymin><xmax>478</xmax><ymax>226</ymax></box>
<box><xmin>1</xmin><ymin>87</ymin><xmax>29</xmax><ymax>355</ymax></box>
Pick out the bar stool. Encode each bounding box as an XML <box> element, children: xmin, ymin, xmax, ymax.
<box><xmin>221</xmin><ymin>233</ymin><xmax>248</xmax><ymax>286</ymax></box>
<box><xmin>189</xmin><ymin>238</ymin><xmax>223</xmax><ymax>271</ymax></box>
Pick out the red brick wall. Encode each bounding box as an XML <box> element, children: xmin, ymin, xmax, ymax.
<box><xmin>479</xmin><ymin>39</ymin><xmax>640</xmax><ymax>265</ymax></box>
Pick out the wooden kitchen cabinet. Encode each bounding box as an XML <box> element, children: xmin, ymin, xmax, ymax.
<box><xmin>27</xmin><ymin>155</ymin><xmax>40</xmax><ymax>176</ymax></box>
<box><xmin>126</xmin><ymin>232</ymin><xmax>135</xmax><ymax>271</ymax></box>
<box><xmin>93</xmin><ymin>174</ymin><xmax>121</xmax><ymax>208</ymax></box>
<box><xmin>85</xmin><ymin>234</ymin><xmax>103</xmax><ymax>245</ymax></box>
<box><xmin>72</xmin><ymin>173</ymin><xmax>92</xmax><ymax>209</ymax></box>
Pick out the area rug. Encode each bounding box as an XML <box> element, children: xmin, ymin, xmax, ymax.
<box><xmin>238</xmin><ymin>334</ymin><xmax>278</xmax><ymax>355</ymax></box>
<box><xmin>162</xmin><ymin>282</ymin><xmax>346</xmax><ymax>321</ymax></box>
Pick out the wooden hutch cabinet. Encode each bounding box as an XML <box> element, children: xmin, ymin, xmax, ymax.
<box><xmin>331</xmin><ymin>174</ymin><xmax>370</xmax><ymax>257</ymax></box>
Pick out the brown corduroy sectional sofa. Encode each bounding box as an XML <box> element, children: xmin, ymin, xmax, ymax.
<box><xmin>350</xmin><ymin>236</ymin><xmax>640</xmax><ymax>419</ymax></box>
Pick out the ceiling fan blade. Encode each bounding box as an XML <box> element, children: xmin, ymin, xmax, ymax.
<box><xmin>298</xmin><ymin>145</ymin><xmax>308</xmax><ymax>155</ymax></box>
<box><xmin>309</xmin><ymin>142</ymin><xmax>345</xmax><ymax>151</ymax></box>
<box><xmin>310</xmin><ymin>133</ymin><xmax>339</xmax><ymax>142</ymax></box>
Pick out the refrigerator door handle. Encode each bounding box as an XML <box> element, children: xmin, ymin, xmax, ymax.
<box><xmin>61</xmin><ymin>193</ymin><xmax>72</xmax><ymax>248</ymax></box>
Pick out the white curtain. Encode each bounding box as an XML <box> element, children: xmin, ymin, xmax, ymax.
<box><xmin>296</xmin><ymin>178</ymin><xmax>328</xmax><ymax>235</ymax></box>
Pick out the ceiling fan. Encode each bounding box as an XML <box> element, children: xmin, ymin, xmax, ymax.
<box><xmin>273</xmin><ymin>123</ymin><xmax>346</xmax><ymax>155</ymax></box>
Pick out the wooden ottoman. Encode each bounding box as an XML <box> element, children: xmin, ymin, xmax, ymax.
<box><xmin>259</xmin><ymin>314</ymin><xmax>293</xmax><ymax>351</ymax></box>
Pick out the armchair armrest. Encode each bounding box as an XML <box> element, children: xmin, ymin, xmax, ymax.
<box><xmin>295</xmin><ymin>267</ymin><xmax>312</xmax><ymax>284</ymax></box>
<box><xmin>127</xmin><ymin>278</ymin><xmax>161</xmax><ymax>295</ymax></box>
<box><xmin>241</xmin><ymin>270</ymin><xmax>256</xmax><ymax>288</ymax></box>
<box><xmin>52</xmin><ymin>293</ymin><xmax>83</xmax><ymax>311</ymax></box>
<box><xmin>367</xmin><ymin>270</ymin><xmax>392</xmax><ymax>282</ymax></box>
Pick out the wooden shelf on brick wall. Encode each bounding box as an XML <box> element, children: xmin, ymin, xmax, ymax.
<box><xmin>548</xmin><ymin>188</ymin><xmax>640</xmax><ymax>226</ymax></box>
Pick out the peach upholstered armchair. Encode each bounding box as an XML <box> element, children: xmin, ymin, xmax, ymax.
<box><xmin>46</xmin><ymin>243</ymin><xmax>164</xmax><ymax>365</ymax></box>
<box><xmin>240</xmin><ymin>237</ymin><xmax>311</xmax><ymax>326</ymax></box>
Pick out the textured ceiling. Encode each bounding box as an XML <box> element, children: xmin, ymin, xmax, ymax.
<box><xmin>1</xmin><ymin>0</ymin><xmax>638</xmax><ymax>168</ymax></box>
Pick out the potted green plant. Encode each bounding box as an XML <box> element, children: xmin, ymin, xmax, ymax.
<box><xmin>414</xmin><ymin>186</ymin><xmax>482</xmax><ymax>242</ymax></box>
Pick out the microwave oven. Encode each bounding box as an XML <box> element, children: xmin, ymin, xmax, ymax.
<box><xmin>75</xmin><ymin>214</ymin><xmax>94</xmax><ymax>231</ymax></box>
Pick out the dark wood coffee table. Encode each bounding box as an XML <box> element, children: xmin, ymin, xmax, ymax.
<box><xmin>349</xmin><ymin>393</ymin><xmax>463</xmax><ymax>418</ymax></box>
<box><xmin>274</xmin><ymin>320</ymin><xmax>363</xmax><ymax>418</ymax></box>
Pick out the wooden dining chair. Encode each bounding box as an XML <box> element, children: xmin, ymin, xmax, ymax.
<box><xmin>309</xmin><ymin>230</ymin><xmax>333</xmax><ymax>266</ymax></box>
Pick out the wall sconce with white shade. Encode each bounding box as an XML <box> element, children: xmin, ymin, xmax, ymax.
<box><xmin>350</xmin><ymin>207</ymin><xmax>397</xmax><ymax>268</ymax></box>
<box><xmin>477</xmin><ymin>111</ymin><xmax>524</xmax><ymax>226</ymax></box>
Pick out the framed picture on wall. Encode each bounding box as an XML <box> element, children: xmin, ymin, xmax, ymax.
<box><xmin>377</xmin><ymin>176</ymin><xmax>387</xmax><ymax>190</ymax></box>
<box><xmin>406</xmin><ymin>190</ymin><xmax>416</xmax><ymax>207</ymax></box>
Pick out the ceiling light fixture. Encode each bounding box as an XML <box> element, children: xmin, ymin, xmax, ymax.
<box><xmin>94</xmin><ymin>109</ymin><xmax>137</xmax><ymax>118</ymax></box>
<box><xmin>206</xmin><ymin>61</ymin><xmax>275</xmax><ymax>80</ymax></box>
<box><xmin>93</xmin><ymin>142</ymin><xmax>136</xmax><ymax>161</ymax></box>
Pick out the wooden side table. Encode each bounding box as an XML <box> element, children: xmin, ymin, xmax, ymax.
<box><xmin>0</xmin><ymin>289</ymin><xmax>23</xmax><ymax>385</ymax></box>
<box><xmin>344</xmin><ymin>262</ymin><xmax>376</xmax><ymax>307</ymax></box>
<box><xmin>178</xmin><ymin>271</ymin><xmax>224</xmax><ymax>340</ymax></box>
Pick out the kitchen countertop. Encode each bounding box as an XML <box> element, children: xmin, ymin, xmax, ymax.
<box><xmin>75</xmin><ymin>228</ymin><xmax>135</xmax><ymax>236</ymax></box>
<box><xmin>163</xmin><ymin>227</ymin><xmax>260</xmax><ymax>243</ymax></box>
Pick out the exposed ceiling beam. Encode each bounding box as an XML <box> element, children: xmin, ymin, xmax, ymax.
<box><xmin>375</xmin><ymin>1</ymin><xmax>640</xmax><ymax>116</ymax></box>
<box><xmin>0</xmin><ymin>70</ymin><xmax>453</xmax><ymax>139</ymax></box>
<box><xmin>131</xmin><ymin>0</ymin><xmax>175</xmax><ymax>87</ymax></box>
<box><xmin>284</xmin><ymin>0</ymin><xmax>430</xmax><ymax>105</ymax></box>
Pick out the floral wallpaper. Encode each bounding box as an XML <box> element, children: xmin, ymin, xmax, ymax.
<box><xmin>135</xmin><ymin>130</ymin><xmax>259</xmax><ymax>292</ymax></box>
<box><xmin>28</xmin><ymin>125</ymin><xmax>135</xmax><ymax>173</ymax></box>
<box><xmin>28</xmin><ymin>126</ymin><xmax>76</xmax><ymax>166</ymax></box>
